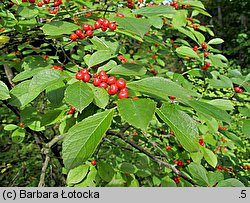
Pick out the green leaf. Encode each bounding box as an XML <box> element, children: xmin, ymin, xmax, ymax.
<box><xmin>41</xmin><ymin>110</ymin><xmax>64</xmax><ymax>126</ymax></box>
<box><xmin>11</xmin><ymin>128</ymin><xmax>25</xmax><ymax>143</ymax></box>
<box><xmin>177</xmin><ymin>27</ymin><xmax>198</xmax><ymax>43</ymax></box>
<box><xmin>188</xmin><ymin>100</ymin><xmax>231</xmax><ymax>124</ymax></box>
<box><xmin>42</xmin><ymin>21</ymin><xmax>79</xmax><ymax>36</ymax></box>
<box><xmin>88</xmin><ymin>84</ymin><xmax>109</xmax><ymax>109</ymax></box>
<box><xmin>18</xmin><ymin>6</ymin><xmax>39</xmax><ymax>19</ymax></box>
<box><xmin>4</xmin><ymin>124</ymin><xmax>18</xmax><ymax>131</ymax></box>
<box><xmin>127</xmin><ymin>77</ymin><xmax>199</xmax><ymax>102</ymax></box>
<box><xmin>67</xmin><ymin>165</ymin><xmax>89</xmax><ymax>185</ymax></box>
<box><xmin>208</xmin><ymin>38</ymin><xmax>224</xmax><ymax>45</ymax></box>
<box><xmin>115</xmin><ymin>17</ymin><xmax>151</xmax><ymax>37</ymax></box>
<box><xmin>156</xmin><ymin>103</ymin><xmax>200</xmax><ymax>153</ymax></box>
<box><xmin>118</xmin><ymin>99</ymin><xmax>156</xmax><ymax>132</ymax></box>
<box><xmin>239</xmin><ymin>107</ymin><xmax>250</xmax><ymax>117</ymax></box>
<box><xmin>148</xmin><ymin>16</ymin><xmax>163</xmax><ymax>29</ymax></box>
<box><xmin>202</xmin><ymin>147</ymin><xmax>217</xmax><ymax>168</ymax></box>
<box><xmin>62</xmin><ymin>109</ymin><xmax>114</xmax><ymax>170</ymax></box>
<box><xmin>46</xmin><ymin>82</ymin><xmax>65</xmax><ymax>106</ymax></box>
<box><xmin>120</xmin><ymin>163</ymin><xmax>137</xmax><ymax>174</ymax></box>
<box><xmin>242</xmin><ymin>120</ymin><xmax>250</xmax><ymax>138</ymax></box>
<box><xmin>207</xmin><ymin>99</ymin><xmax>234</xmax><ymax>111</ymax></box>
<box><xmin>11</xmin><ymin>0</ymin><xmax>22</xmax><ymax>5</ymax></box>
<box><xmin>207</xmin><ymin>171</ymin><xmax>224</xmax><ymax>186</ymax></box>
<box><xmin>64</xmin><ymin>81</ymin><xmax>94</xmax><ymax>112</ymax></box>
<box><xmin>0</xmin><ymin>81</ymin><xmax>10</xmax><ymax>100</ymax></box>
<box><xmin>217</xmin><ymin>179</ymin><xmax>245</xmax><ymax>187</ymax></box>
<box><xmin>188</xmin><ymin>163</ymin><xmax>209</xmax><ymax>186</ymax></box>
<box><xmin>172</xmin><ymin>10</ymin><xmax>187</xmax><ymax>28</ymax></box>
<box><xmin>97</xmin><ymin>162</ymin><xmax>114</xmax><ymax>182</ymax></box>
<box><xmin>193</xmin><ymin>31</ymin><xmax>205</xmax><ymax>44</ymax></box>
<box><xmin>182</xmin><ymin>1</ymin><xmax>205</xmax><ymax>9</ymax></box>
<box><xmin>75</xmin><ymin>167</ymin><xmax>97</xmax><ymax>187</ymax></box>
<box><xmin>176</xmin><ymin>46</ymin><xmax>200</xmax><ymax>59</ymax></box>
<box><xmin>107</xmin><ymin>63</ymin><xmax>147</xmax><ymax>76</ymax></box>
<box><xmin>190</xmin><ymin>150</ymin><xmax>204</xmax><ymax>164</ymax></box>
<box><xmin>223</xmin><ymin>131</ymin><xmax>244</xmax><ymax>148</ymax></box>
<box><xmin>9</xmin><ymin>80</ymin><xmax>40</xmax><ymax>107</ymax></box>
<box><xmin>90</xmin><ymin>36</ymin><xmax>113</xmax><ymax>51</ymax></box>
<box><xmin>88</xmin><ymin>50</ymin><xmax>115</xmax><ymax>68</ymax></box>
<box><xmin>133</xmin><ymin>5</ymin><xmax>176</xmax><ymax>16</ymax></box>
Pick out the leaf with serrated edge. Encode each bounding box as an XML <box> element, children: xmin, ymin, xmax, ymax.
<box><xmin>118</xmin><ymin>98</ymin><xmax>156</xmax><ymax>132</ymax></box>
<box><xmin>65</xmin><ymin>81</ymin><xmax>94</xmax><ymax>112</ymax></box>
<box><xmin>62</xmin><ymin>109</ymin><xmax>114</xmax><ymax>170</ymax></box>
<box><xmin>156</xmin><ymin>103</ymin><xmax>200</xmax><ymax>153</ymax></box>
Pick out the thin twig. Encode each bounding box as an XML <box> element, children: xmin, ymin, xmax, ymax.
<box><xmin>107</xmin><ymin>129</ymin><xmax>199</xmax><ymax>187</ymax></box>
<box><xmin>3</xmin><ymin>64</ymin><xmax>15</xmax><ymax>88</ymax></box>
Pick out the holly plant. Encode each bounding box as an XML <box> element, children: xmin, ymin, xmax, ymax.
<box><xmin>0</xmin><ymin>0</ymin><xmax>249</xmax><ymax>187</ymax></box>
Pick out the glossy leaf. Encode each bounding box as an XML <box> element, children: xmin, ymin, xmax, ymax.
<box><xmin>202</xmin><ymin>147</ymin><xmax>217</xmax><ymax>168</ymax></box>
<box><xmin>88</xmin><ymin>50</ymin><xmax>115</xmax><ymax>68</ymax></box>
<box><xmin>188</xmin><ymin>163</ymin><xmax>209</xmax><ymax>186</ymax></box>
<box><xmin>127</xmin><ymin>77</ymin><xmax>199</xmax><ymax>102</ymax></box>
<box><xmin>156</xmin><ymin>103</ymin><xmax>200</xmax><ymax>153</ymax></box>
<box><xmin>107</xmin><ymin>63</ymin><xmax>147</xmax><ymax>76</ymax></box>
<box><xmin>97</xmin><ymin>162</ymin><xmax>114</xmax><ymax>182</ymax></box>
<box><xmin>133</xmin><ymin>5</ymin><xmax>176</xmax><ymax>16</ymax></box>
<box><xmin>62</xmin><ymin>109</ymin><xmax>114</xmax><ymax>170</ymax></box>
<box><xmin>176</xmin><ymin>46</ymin><xmax>200</xmax><ymax>59</ymax></box>
<box><xmin>118</xmin><ymin>98</ymin><xmax>156</xmax><ymax>132</ymax></box>
<box><xmin>208</xmin><ymin>38</ymin><xmax>224</xmax><ymax>45</ymax></box>
<box><xmin>42</xmin><ymin>21</ymin><xmax>79</xmax><ymax>36</ymax></box>
<box><xmin>67</xmin><ymin>165</ymin><xmax>89</xmax><ymax>185</ymax></box>
<box><xmin>242</xmin><ymin>120</ymin><xmax>250</xmax><ymax>138</ymax></box>
<box><xmin>88</xmin><ymin>84</ymin><xmax>109</xmax><ymax>109</ymax></box>
<box><xmin>217</xmin><ymin>178</ymin><xmax>245</xmax><ymax>187</ymax></box>
<box><xmin>188</xmin><ymin>100</ymin><xmax>231</xmax><ymax>124</ymax></box>
<box><xmin>11</xmin><ymin>128</ymin><xmax>25</xmax><ymax>143</ymax></box>
<box><xmin>64</xmin><ymin>81</ymin><xmax>94</xmax><ymax>112</ymax></box>
<box><xmin>0</xmin><ymin>81</ymin><xmax>10</xmax><ymax>100</ymax></box>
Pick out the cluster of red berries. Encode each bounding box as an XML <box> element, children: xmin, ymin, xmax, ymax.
<box><xmin>22</xmin><ymin>0</ymin><xmax>63</xmax><ymax>14</ymax></box>
<box><xmin>68</xmin><ymin>106</ymin><xmax>75</xmax><ymax>115</ymax></box>
<box><xmin>51</xmin><ymin>65</ymin><xmax>63</xmax><ymax>72</ymax></box>
<box><xmin>242</xmin><ymin>165</ymin><xmax>250</xmax><ymax>170</ymax></box>
<box><xmin>70</xmin><ymin>18</ymin><xmax>116</xmax><ymax>41</ymax></box>
<box><xmin>193</xmin><ymin>42</ymin><xmax>209</xmax><ymax>58</ymax></box>
<box><xmin>218</xmin><ymin>125</ymin><xmax>227</xmax><ymax>131</ymax></box>
<box><xmin>234</xmin><ymin>86</ymin><xmax>244</xmax><ymax>93</ymax></box>
<box><xmin>117</xmin><ymin>55</ymin><xmax>128</xmax><ymax>63</ymax></box>
<box><xmin>202</xmin><ymin>62</ymin><xmax>211</xmax><ymax>71</ymax></box>
<box><xmin>126</xmin><ymin>0</ymin><xmax>134</xmax><ymax>9</ymax></box>
<box><xmin>75</xmin><ymin>69</ymin><xmax>129</xmax><ymax>99</ymax></box>
<box><xmin>174</xmin><ymin>176</ymin><xmax>181</xmax><ymax>184</ymax></box>
<box><xmin>174</xmin><ymin>160</ymin><xmax>184</xmax><ymax>167</ymax></box>
<box><xmin>169</xmin><ymin>1</ymin><xmax>190</xmax><ymax>10</ymax></box>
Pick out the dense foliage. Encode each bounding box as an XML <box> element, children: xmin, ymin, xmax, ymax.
<box><xmin>0</xmin><ymin>0</ymin><xmax>249</xmax><ymax>187</ymax></box>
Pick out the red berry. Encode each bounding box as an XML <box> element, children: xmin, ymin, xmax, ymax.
<box><xmin>120</xmin><ymin>87</ymin><xmax>128</xmax><ymax>93</ymax></box>
<box><xmin>82</xmin><ymin>24</ymin><xmax>90</xmax><ymax>31</ymax></box>
<box><xmin>99</xmin><ymin>82</ymin><xmax>108</xmax><ymax>89</ymax></box>
<box><xmin>101</xmin><ymin>27</ymin><xmax>108</xmax><ymax>32</ymax></box>
<box><xmin>99</xmin><ymin>70</ymin><xmax>107</xmax><ymax>77</ymax></box>
<box><xmin>107</xmin><ymin>76</ymin><xmax>117</xmax><ymax>85</ymax></box>
<box><xmin>86</xmin><ymin>30</ymin><xmax>93</xmax><ymax>37</ymax></box>
<box><xmin>70</xmin><ymin>106</ymin><xmax>75</xmax><ymax>111</ymax></box>
<box><xmin>116</xmin><ymin>13</ymin><xmax>124</xmax><ymax>18</ymax></box>
<box><xmin>93</xmin><ymin>78</ymin><xmax>101</xmax><ymax>86</ymax></box>
<box><xmin>193</xmin><ymin>46</ymin><xmax>198</xmax><ymax>51</ymax></box>
<box><xmin>202</xmin><ymin>65</ymin><xmax>208</xmax><ymax>71</ymax></box>
<box><xmin>75</xmin><ymin>29</ymin><xmax>83</xmax><ymax>37</ymax></box>
<box><xmin>204</xmin><ymin>52</ymin><xmax>209</xmax><ymax>58</ymax></box>
<box><xmin>88</xmin><ymin>25</ymin><xmax>94</xmax><ymax>30</ymax></box>
<box><xmin>68</xmin><ymin>109</ymin><xmax>74</xmax><ymax>114</ymax></box>
<box><xmin>100</xmin><ymin>75</ymin><xmax>108</xmax><ymax>82</ymax></box>
<box><xmin>169</xmin><ymin>96</ymin><xmax>176</xmax><ymax>100</ymax></box>
<box><xmin>57</xmin><ymin>66</ymin><xmax>63</xmax><ymax>72</ymax></box>
<box><xmin>108</xmin><ymin>84</ymin><xmax>118</xmax><ymax>95</ymax></box>
<box><xmin>75</xmin><ymin>72</ymin><xmax>84</xmax><ymax>80</ymax></box>
<box><xmin>70</xmin><ymin>33</ymin><xmax>78</xmax><ymax>41</ymax></box>
<box><xmin>103</xmin><ymin>19</ymin><xmax>110</xmax><ymax>27</ymax></box>
<box><xmin>234</xmin><ymin>86</ymin><xmax>243</xmax><ymax>93</ymax></box>
<box><xmin>133</xmin><ymin>131</ymin><xmax>138</xmax><ymax>136</ymax></box>
<box><xmin>165</xmin><ymin>146</ymin><xmax>172</xmax><ymax>150</ymax></box>
<box><xmin>83</xmin><ymin>74</ymin><xmax>90</xmax><ymax>82</ymax></box>
<box><xmin>242</xmin><ymin>165</ymin><xmax>247</xmax><ymax>170</ymax></box>
<box><xmin>43</xmin><ymin>0</ymin><xmax>50</xmax><ymax>4</ymax></box>
<box><xmin>37</xmin><ymin>1</ymin><xmax>43</xmax><ymax>6</ymax></box>
<box><xmin>94</xmin><ymin>21</ymin><xmax>101</xmax><ymax>29</ymax></box>
<box><xmin>109</xmin><ymin>22</ymin><xmax>116</xmax><ymax>31</ymax></box>
<box><xmin>116</xmin><ymin>79</ymin><xmax>126</xmax><ymax>89</ymax></box>
<box><xmin>29</xmin><ymin>0</ymin><xmax>35</xmax><ymax>3</ymax></box>
<box><xmin>92</xmin><ymin>73</ymin><xmax>98</xmax><ymax>78</ymax></box>
<box><xmin>248</xmin><ymin>166</ymin><xmax>250</xmax><ymax>170</ymax></box>
<box><xmin>90</xmin><ymin>160</ymin><xmax>96</xmax><ymax>166</ymax></box>
<box><xmin>19</xmin><ymin>122</ymin><xmax>25</xmax><ymax>127</ymax></box>
<box><xmin>97</xmin><ymin>18</ymin><xmax>105</xmax><ymax>25</ymax></box>
<box><xmin>201</xmin><ymin>42</ymin><xmax>207</xmax><ymax>49</ymax></box>
<box><xmin>174</xmin><ymin>160</ymin><xmax>179</xmax><ymax>165</ymax></box>
<box><xmin>43</xmin><ymin>55</ymin><xmax>48</xmax><ymax>60</ymax></box>
<box><xmin>118</xmin><ymin>91</ymin><xmax>128</xmax><ymax>99</ymax></box>
<box><xmin>80</xmin><ymin>68</ymin><xmax>89</xmax><ymax>74</ymax></box>
<box><xmin>205</xmin><ymin>62</ymin><xmax>211</xmax><ymax>67</ymax></box>
<box><xmin>78</xmin><ymin>32</ymin><xmax>85</xmax><ymax>39</ymax></box>
<box><xmin>199</xmin><ymin>139</ymin><xmax>204</xmax><ymax>146</ymax></box>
